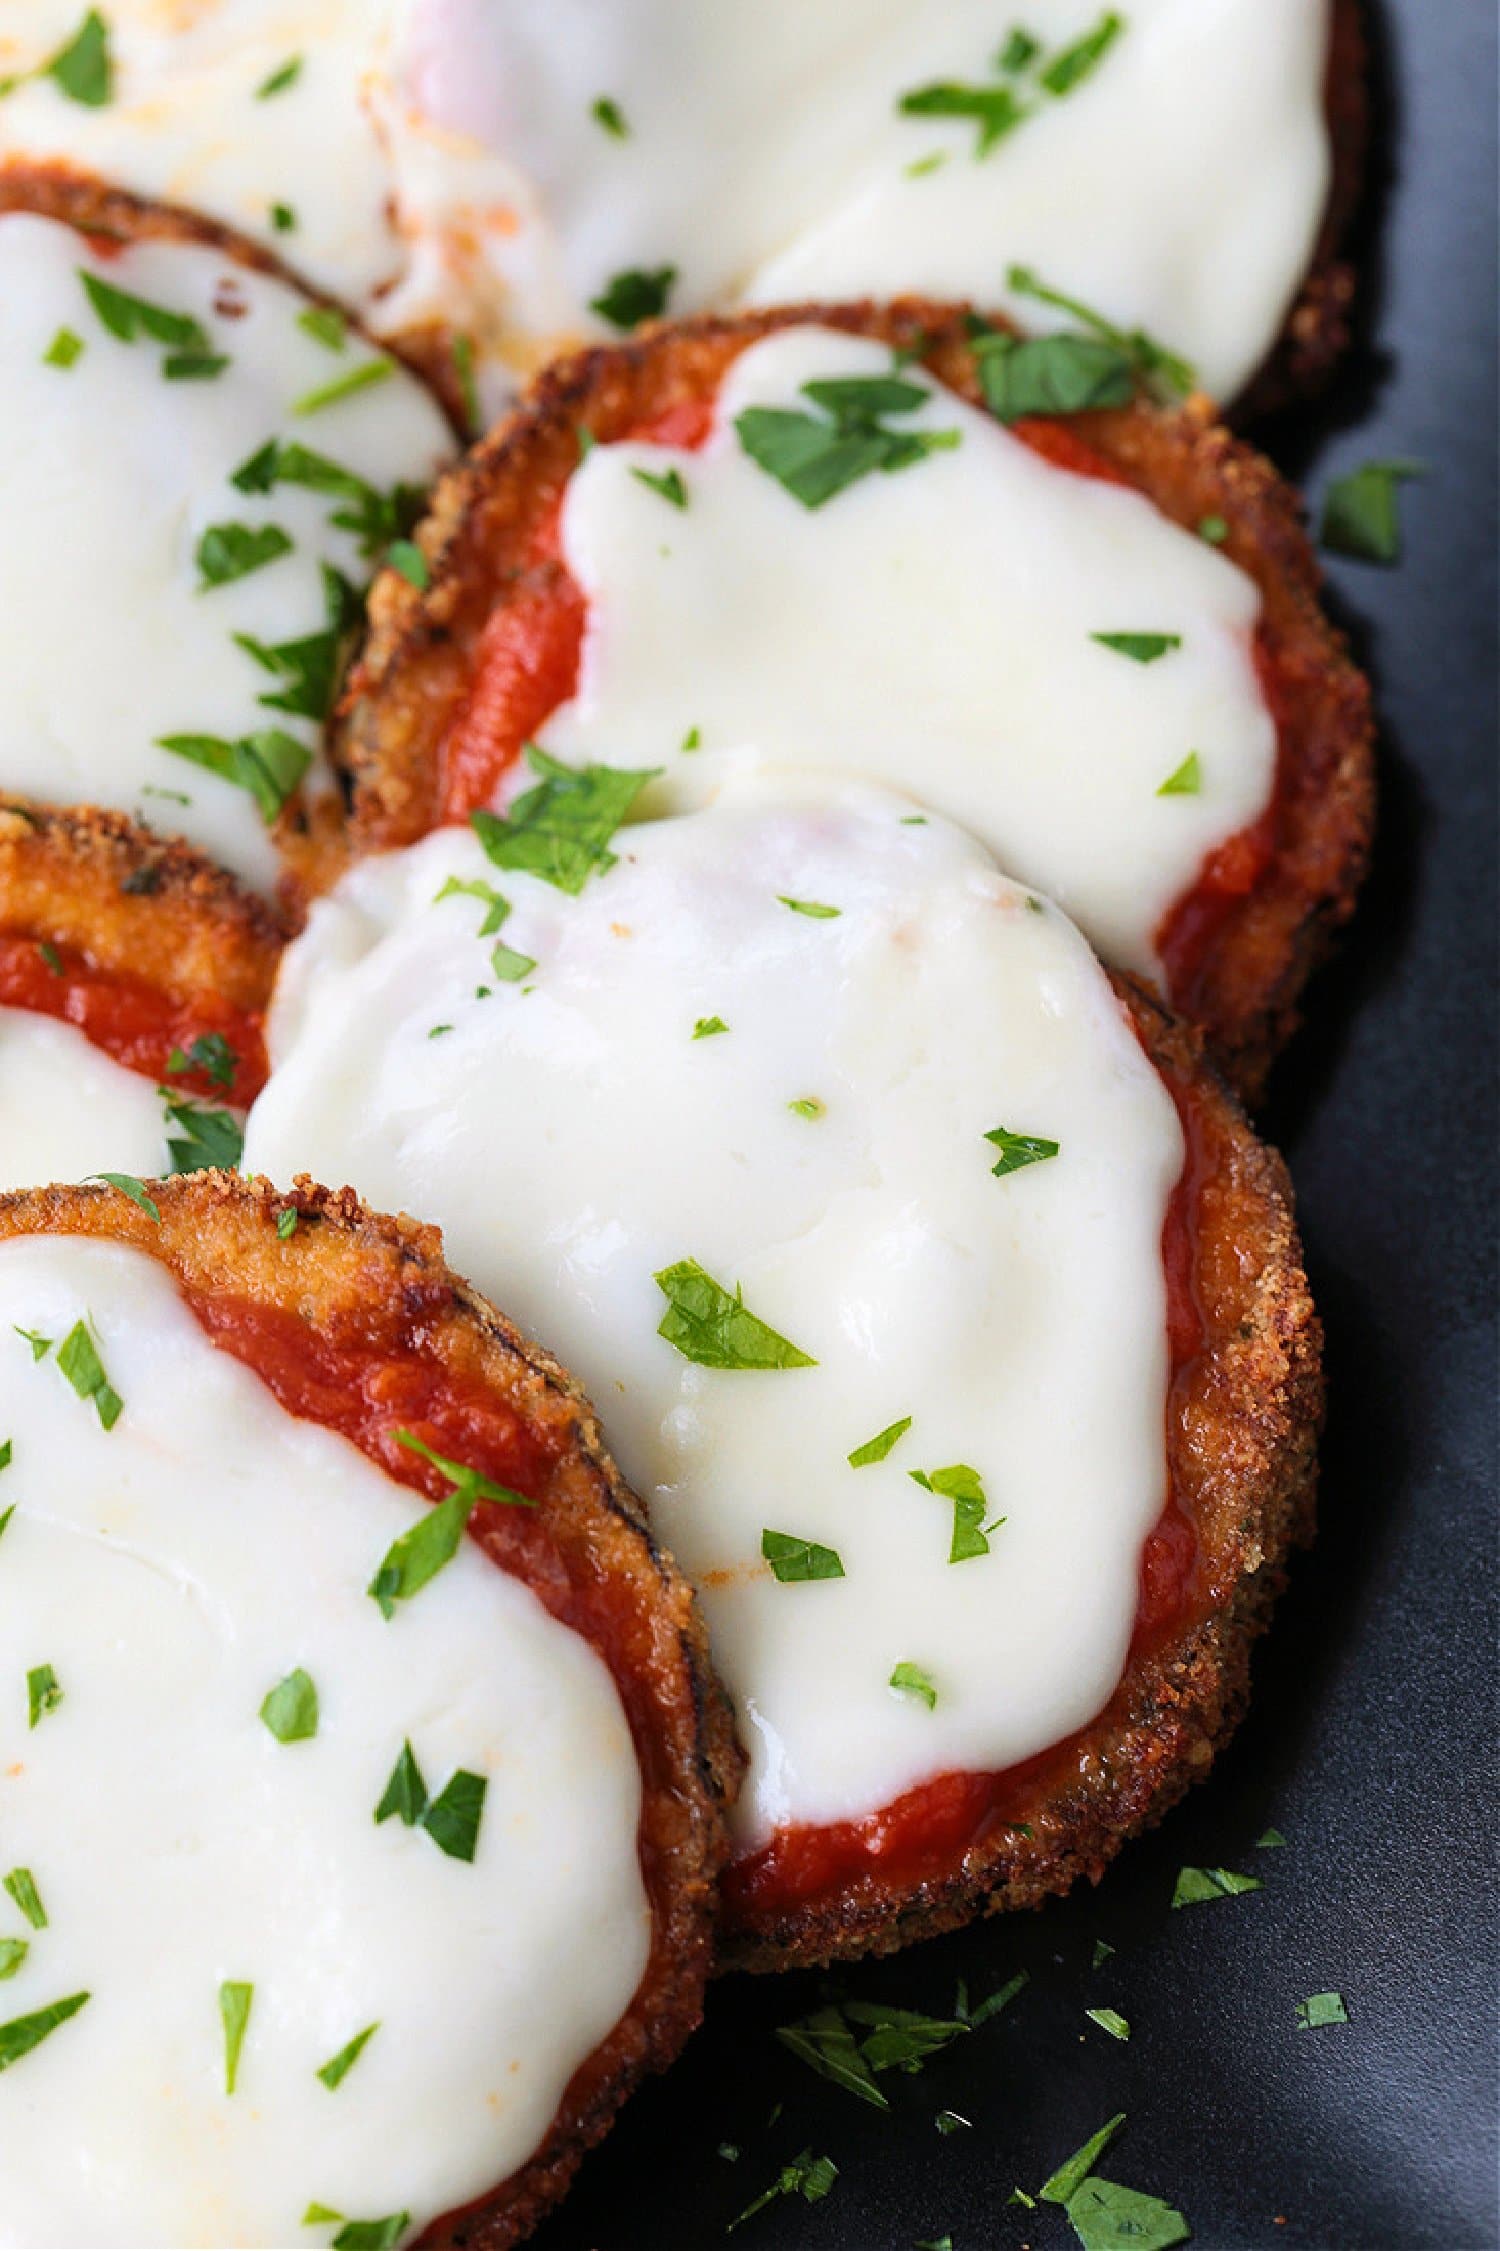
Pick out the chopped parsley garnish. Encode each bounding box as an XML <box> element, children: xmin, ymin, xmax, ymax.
<box><xmin>277</xmin><ymin>1209</ymin><xmax>299</xmax><ymax>1241</ymax></box>
<box><xmin>167</xmin><ymin>1032</ymin><xmax>237</xmax><ymax>1087</ymax></box>
<box><xmin>15</xmin><ymin>1327</ymin><xmax>52</xmax><ymax>1361</ymax></box>
<box><xmin>26</xmin><ymin>1666</ymin><xmax>62</xmax><ymax>1729</ymax></box>
<box><xmin>43</xmin><ymin>326</ymin><xmax>84</xmax><ymax>368</ymax></box>
<box><xmin>196</xmin><ymin>521</ymin><xmax>294</xmax><ymax>590</ymax></box>
<box><xmin>38</xmin><ymin>10</ymin><xmax>113</xmax><ymax>106</ymax></box>
<box><xmin>692</xmin><ymin>1015</ymin><xmax>729</xmax><ymax>1039</ymax></box>
<box><xmin>317</xmin><ymin>2022</ymin><xmax>380</xmax><ymax>2088</ymax></box>
<box><xmin>428</xmin><ymin>1024</ymin><xmax>452</xmax><ymax>1041</ymax></box>
<box><xmin>435</xmin><ymin>874</ymin><xmax>513</xmax><ymax>935</ymax></box>
<box><xmin>0</xmin><ymin>1941</ymin><xmax>27</xmax><ymax>1982</ymax></box>
<box><xmin>330</xmin><ymin>2216</ymin><xmax>411</xmax><ymax>2251</ymax></box>
<box><xmin>632</xmin><ymin>463</ymin><xmax>689</xmax><ymax>509</ymax></box>
<box><xmin>1092</xmin><ymin>1938</ymin><xmax>1115</xmax><ymax>1968</ymax></box>
<box><xmin>271</xmin><ymin>201</ymin><xmax>297</xmax><ymax>234</ymax></box>
<box><xmin>1170</xmin><ymin>1864</ymin><xmax>1262</xmax><ymax>1907</ymax></box>
<box><xmin>230</xmin><ymin>438</ymin><xmax>423</xmax><ymax>560</ymax></box>
<box><xmin>889</xmin><ymin>1660</ymin><xmax>937</xmax><ymax>1709</ymax></box>
<box><xmin>235</xmin><ymin>564</ymin><xmax>360</xmax><ymax>721</ymax></box>
<box><xmin>386</xmin><ymin>538</ymin><xmax>430</xmax><ymax>590</ymax></box>
<box><xmin>591</xmin><ymin>95</ymin><xmax>629</xmax><ymax>137</ymax></box>
<box><xmin>1157</xmin><ymin>752</ymin><xmax>1202</xmax><ymax>797</ymax></box>
<box><xmin>471</xmin><ymin>746</ymin><xmax>658</xmax><ymax>895</ymax></box>
<box><xmin>1198</xmin><ymin>514</ymin><xmax>1229</xmax><ymax>545</ymax></box>
<box><xmin>158</xmin><ymin>728</ymin><xmax>310</xmax><ymax>824</ymax></box>
<box><xmin>293</xmin><ymin>357</ymin><xmax>395</xmax><ymax>418</ymax></box>
<box><xmin>374</xmin><ymin>1739</ymin><xmax>428</xmax><ymax>1826</ymax></box>
<box><xmin>787</xmin><ymin>1096</ymin><xmax>825</xmax><ymax>1120</ymax></box>
<box><xmin>1092</xmin><ymin>631</ymin><xmax>1182</xmax><ymax>664</ymax></box>
<box><xmin>219</xmin><ymin>1981</ymin><xmax>253</xmax><ymax>2094</ymax></box>
<box><xmin>898</xmin><ymin>11</ymin><xmax>1122</xmax><ymax>158</ymax></box>
<box><xmin>37</xmin><ymin>942</ymin><xmax>63</xmax><ymax>976</ymax></box>
<box><xmin>373</xmin><ymin>1743</ymin><xmax>487</xmax><ymax>1860</ymax></box>
<box><xmin>0</xmin><ymin>1447</ymin><xmax>9</xmax><ymax>1477</ymax></box>
<box><xmin>159</xmin><ymin>1092</ymin><xmax>244</xmax><ymax>1174</ymax></box>
<box><xmin>779</xmin><ymin>1998</ymin><xmax>975</xmax><ymax>2109</ymax></box>
<box><xmin>1006</xmin><ymin>264</ymin><xmax>1196</xmax><ymax>400</ymax></box>
<box><xmin>590</xmin><ymin>265</ymin><xmax>676</xmax><ymax>330</ymax></box>
<box><xmin>369</xmin><ymin>1432</ymin><xmax>532</xmax><ymax>1619</ymax></box>
<box><xmin>1320</xmin><ymin>459</ymin><xmax>1425</xmax><ymax>564</ymax></box>
<box><xmin>909</xmin><ymin>1463</ymin><xmax>1002</xmax><ymax>1562</ymax></box>
<box><xmin>1000</xmin><ymin>28</ymin><xmax>1041</xmax><ymax>71</ymax></box>
<box><xmin>897</xmin><ymin>77</ymin><xmax>1027</xmax><ymax>157</ymax></box>
<box><xmin>87</xmin><ymin>1172</ymin><xmax>161</xmax><ymax>1222</ymax></box>
<box><xmin>80</xmin><ymin>271</ymin><xmax>210</xmax><ymax>363</ymax></box>
<box><xmin>1296</xmin><ymin>1990</ymin><xmax>1349</xmax><ymax>2031</ymax></box>
<box><xmin>680</xmin><ymin>724</ymin><xmax>702</xmax><ymax>751</ymax></box>
<box><xmin>163</xmin><ymin>348</ymin><xmax>230</xmax><ymax>382</ymax></box>
<box><xmin>848</xmin><ymin>1414</ymin><xmax>912</xmax><ymax>1467</ymax></box>
<box><xmin>57</xmin><ymin>1319</ymin><xmax>122</xmax><ymax>1429</ymax></box>
<box><xmin>3</xmin><ymin>1870</ymin><xmax>45</xmax><ymax>1928</ymax></box>
<box><xmin>655</xmin><ymin>1260</ymin><xmax>816</xmax><ymax>1369</ymax></box>
<box><xmin>1041</xmin><ymin>2114</ymin><xmax>1127</xmax><ymax>2205</ymax></box>
<box><xmin>260</xmin><ymin>1668</ymin><xmax>318</xmax><ymax>1743</ymax></box>
<box><xmin>762</xmin><ymin>1529</ymin><xmax>844</xmax><ymax>1583</ymax></box>
<box><xmin>257</xmin><ymin>55</ymin><xmax>303</xmax><ymax>99</ymax></box>
<box><xmin>778</xmin><ymin>894</ymin><xmax>840</xmax><ymax>918</ymax></box>
<box><xmin>1067</xmin><ymin>2181</ymin><xmax>1190</xmax><ymax>2251</ymax></box>
<box><xmin>777</xmin><ymin>2006</ymin><xmax>888</xmax><ymax>2108</ymax></box>
<box><xmin>728</xmin><ymin>2149</ymin><xmax>838</xmax><ymax>2233</ymax></box>
<box><xmin>737</xmin><ymin>372</ymin><xmax>958</xmax><ymax>510</ymax></box>
<box><xmin>984</xmin><ymin>1124</ymin><xmax>1060</xmax><ymax>1177</ymax></box>
<box><xmin>962</xmin><ymin>1970</ymin><xmax>1029</xmax><ymax>2026</ymax></box>
<box><xmin>489</xmin><ymin>939</ymin><xmax>536</xmax><ymax>983</ymax></box>
<box><xmin>970</xmin><ymin>327</ymin><xmax>1136</xmax><ymax>422</ymax></box>
<box><xmin>1040</xmin><ymin>11</ymin><xmax>1125</xmax><ymax>94</ymax></box>
<box><xmin>1085</xmin><ymin>2007</ymin><xmax>1130</xmax><ymax>2041</ymax></box>
<box><xmin>451</xmin><ymin>333</ymin><xmax>480</xmax><ymax>435</ymax></box>
<box><xmin>297</xmin><ymin>304</ymin><xmax>349</xmax><ymax>353</ymax></box>
<box><xmin>1256</xmin><ymin>1826</ymin><xmax>1287</xmax><ymax>1849</ymax></box>
<box><xmin>933</xmin><ymin>2120</ymin><xmax>969</xmax><ymax>2143</ymax></box>
<box><xmin>0</xmin><ymin>1992</ymin><xmax>90</xmax><ymax>2075</ymax></box>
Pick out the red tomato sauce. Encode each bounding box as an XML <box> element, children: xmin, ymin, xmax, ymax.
<box><xmin>0</xmin><ymin>933</ymin><xmax>267</xmax><ymax>1104</ymax></box>
<box><xmin>722</xmin><ymin>1064</ymin><xmax>1212</xmax><ymax>1929</ymax></box>
<box><xmin>434</xmin><ymin>392</ymin><xmax>1287</xmax><ymax>1023</ymax></box>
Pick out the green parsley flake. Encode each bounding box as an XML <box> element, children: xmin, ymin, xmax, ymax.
<box><xmin>728</xmin><ymin>2149</ymin><xmax>838</xmax><ymax>2233</ymax></box>
<box><xmin>421</xmin><ymin>1768</ymin><xmax>488</xmax><ymax>1862</ymax></box>
<box><xmin>56</xmin><ymin>1319</ymin><xmax>122</xmax><ymax>1429</ymax></box>
<box><xmin>167</xmin><ymin>1033</ymin><xmax>237</xmax><ymax>1088</ymax></box>
<box><xmin>435</xmin><ymin>874</ymin><xmax>513</xmax><ymax>936</ymax></box>
<box><xmin>984</xmin><ymin>1123</ymin><xmax>1060</xmax><ymax>1176</ymax></box>
<box><xmin>42</xmin><ymin>10</ymin><xmax>113</xmax><ymax>105</ymax></box>
<box><xmin>692</xmin><ymin>1015</ymin><xmax>729</xmax><ymax>1039</ymax></box>
<box><xmin>1040</xmin><ymin>11</ymin><xmax>1125</xmax><ymax>95</ymax></box>
<box><xmin>631</xmin><ymin>463</ymin><xmax>689</xmax><ymax>509</ymax></box>
<box><xmin>195</xmin><ymin>521</ymin><xmax>294</xmax><ymax>590</ymax></box>
<box><xmin>26</xmin><ymin>1666</ymin><xmax>62</xmax><ymax>1729</ymax></box>
<box><xmin>317</xmin><ymin>2022</ymin><xmax>380</xmax><ymax>2088</ymax></box>
<box><xmin>1065</xmin><ymin>2179</ymin><xmax>1190</xmax><ymax>2251</ymax></box>
<box><xmin>1005</xmin><ymin>264</ymin><xmax>1195</xmax><ymax>399</ymax></box>
<box><xmin>967</xmin><ymin>1970</ymin><xmax>1028</xmax><ymax>2026</ymax></box>
<box><xmin>974</xmin><ymin>325</ymin><xmax>1136</xmax><ymax>424</ymax></box>
<box><xmin>231</xmin><ymin>437</ymin><xmax>424</xmax><ymax>560</ymax></box>
<box><xmin>374</xmin><ymin>1740</ymin><xmax>428</xmax><ymax>1826</ymax></box>
<box><xmin>43</xmin><ymin>326</ymin><xmax>84</xmax><ymax>368</ymax></box>
<box><xmin>387</xmin><ymin>539</ymin><xmax>430</xmax><ymax>590</ymax></box>
<box><xmin>654</xmin><ymin>1260</ymin><xmax>816</xmax><ymax>1370</ymax></box>
<box><xmin>451</xmin><ymin>333</ymin><xmax>480</xmax><ymax>435</ymax></box>
<box><xmin>848</xmin><ymin>1414</ymin><xmax>912</xmax><ymax>1467</ymax></box>
<box><xmin>86</xmin><ymin>1173</ymin><xmax>161</xmax><ymax>1223</ymax></box>
<box><xmin>369</xmin><ymin>1432</ymin><xmax>532</xmax><ymax>1619</ymax></box>
<box><xmin>158</xmin><ymin>1092</ymin><xmax>244</xmax><ymax>1175</ymax></box>
<box><xmin>0</xmin><ymin>1992</ymin><xmax>90</xmax><ymax>2075</ymax></box>
<box><xmin>471</xmin><ymin>746</ymin><xmax>658</xmax><ymax>895</ymax></box>
<box><xmin>778</xmin><ymin>894</ymin><xmax>840</xmax><ymax>918</ymax></box>
<box><xmin>680</xmin><ymin>724</ymin><xmax>702</xmax><ymax>751</ymax></box>
<box><xmin>1040</xmin><ymin>2112</ymin><xmax>1127</xmax><ymax>2204</ymax></box>
<box><xmin>787</xmin><ymin>1096</ymin><xmax>825</xmax><ymax>1120</ymax></box>
<box><xmin>761</xmin><ymin>1529</ymin><xmax>844</xmax><ymax>1583</ymax></box>
<box><xmin>738</xmin><ymin>373</ymin><xmax>958</xmax><ymax>510</ymax></box>
<box><xmin>1000</xmin><ymin>29</ymin><xmax>1041</xmax><ymax>71</ymax></box>
<box><xmin>219</xmin><ymin>1981</ymin><xmax>253</xmax><ymax>2094</ymax></box>
<box><xmin>1296</xmin><ymin>1990</ymin><xmax>1349</xmax><ymax>2031</ymax></box>
<box><xmin>889</xmin><ymin>1660</ymin><xmax>937</xmax><ymax>1709</ymax></box>
<box><xmin>933</xmin><ymin>2118</ymin><xmax>969</xmax><ymax>2142</ymax></box>
<box><xmin>3</xmin><ymin>1870</ymin><xmax>46</xmax><ymax>1929</ymax></box>
<box><xmin>904</xmin><ymin>150</ymin><xmax>948</xmax><ymax>178</ymax></box>
<box><xmin>257</xmin><ymin>55</ymin><xmax>302</xmax><ymax>99</ymax></box>
<box><xmin>158</xmin><ymin>728</ymin><xmax>310</xmax><ymax>824</ymax></box>
<box><xmin>1092</xmin><ymin>1938</ymin><xmax>1116</xmax><ymax>1968</ymax></box>
<box><xmin>1085</xmin><ymin>2007</ymin><xmax>1130</xmax><ymax>2042</ymax></box>
<box><xmin>15</xmin><ymin>1327</ymin><xmax>52</xmax><ymax>1361</ymax></box>
<box><xmin>277</xmin><ymin>1210</ymin><xmax>299</xmax><ymax>1241</ymax></box>
<box><xmin>591</xmin><ymin>94</ymin><xmax>629</xmax><ymax>137</ymax></box>
<box><xmin>777</xmin><ymin>2005</ymin><xmax>888</xmax><ymax>2108</ymax></box>
<box><xmin>910</xmin><ymin>1462</ymin><xmax>1002</xmax><ymax>1562</ymax></box>
<box><xmin>1256</xmin><ymin>1826</ymin><xmax>1287</xmax><ymax>1849</ymax></box>
<box><xmin>0</xmin><ymin>1940</ymin><xmax>27</xmax><ymax>1982</ymax></box>
<box><xmin>330</xmin><ymin>2217</ymin><xmax>411</xmax><ymax>2251</ymax></box>
<box><xmin>260</xmin><ymin>1668</ymin><xmax>318</xmax><ymax>1743</ymax></box>
<box><xmin>590</xmin><ymin>265</ymin><xmax>676</xmax><ymax>330</ymax></box>
<box><xmin>271</xmin><ymin>202</ymin><xmax>297</xmax><ymax>234</ymax></box>
<box><xmin>1156</xmin><ymin>752</ymin><xmax>1202</xmax><ymax>797</ymax></box>
<box><xmin>293</xmin><ymin>358</ymin><xmax>395</xmax><ymax>418</ymax></box>
<box><xmin>489</xmin><ymin>938</ymin><xmax>536</xmax><ymax>983</ymax></box>
<box><xmin>1198</xmin><ymin>514</ymin><xmax>1229</xmax><ymax>545</ymax></box>
<box><xmin>1092</xmin><ymin>631</ymin><xmax>1182</xmax><ymax>665</ymax></box>
<box><xmin>1320</xmin><ymin>459</ymin><xmax>1425</xmax><ymax>564</ymax></box>
<box><xmin>0</xmin><ymin>1446</ymin><xmax>9</xmax><ymax>1477</ymax></box>
<box><xmin>297</xmin><ymin>304</ymin><xmax>349</xmax><ymax>353</ymax></box>
<box><xmin>896</xmin><ymin>77</ymin><xmax>1027</xmax><ymax>157</ymax></box>
<box><xmin>1171</xmin><ymin>1864</ymin><xmax>1262</xmax><ymax>1907</ymax></box>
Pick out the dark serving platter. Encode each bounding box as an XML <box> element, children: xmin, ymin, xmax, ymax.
<box><xmin>536</xmin><ymin>7</ymin><xmax>1499</xmax><ymax>2246</ymax></box>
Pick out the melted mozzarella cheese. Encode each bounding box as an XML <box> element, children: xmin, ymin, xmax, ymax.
<box><xmin>245</xmin><ymin>773</ymin><xmax>1184</xmax><ymax>1853</ymax></box>
<box><xmin>0</xmin><ymin>1235</ymin><xmax>647</xmax><ymax>2250</ymax></box>
<box><xmin>541</xmin><ymin>326</ymin><xmax>1275</xmax><ymax>981</ymax></box>
<box><xmin>0</xmin><ymin>1009</ymin><xmax>169</xmax><ymax>1191</ymax></box>
<box><xmin>0</xmin><ymin>0</ymin><xmax>1331</xmax><ymax>406</ymax></box>
<box><xmin>0</xmin><ymin>212</ymin><xmax>451</xmax><ymax>891</ymax></box>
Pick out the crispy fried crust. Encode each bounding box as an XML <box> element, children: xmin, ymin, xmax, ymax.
<box><xmin>0</xmin><ymin>168</ymin><xmax>463</xmax><ymax>912</ymax></box>
<box><xmin>0</xmin><ymin>1173</ymin><xmax>740</xmax><ymax>2248</ymax></box>
<box><xmin>723</xmin><ymin>976</ymin><xmax>1323</xmax><ymax>1971</ymax></box>
<box><xmin>0</xmin><ymin>799</ymin><xmax>282</xmax><ymax>1018</ymax></box>
<box><xmin>338</xmin><ymin>299</ymin><xmax>1373</xmax><ymax>1098</ymax></box>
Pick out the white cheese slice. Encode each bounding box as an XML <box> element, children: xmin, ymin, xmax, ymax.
<box><xmin>0</xmin><ymin>211</ymin><xmax>452</xmax><ymax>891</ymax></box>
<box><xmin>0</xmin><ymin>0</ymin><xmax>1331</xmax><ymax>406</ymax></box>
<box><xmin>0</xmin><ymin>1008</ymin><xmax>170</xmax><ymax>1191</ymax></box>
<box><xmin>542</xmin><ymin>325</ymin><xmax>1275</xmax><ymax>982</ymax></box>
<box><xmin>244</xmin><ymin>771</ymin><xmax>1184</xmax><ymax>1856</ymax></box>
<box><xmin>0</xmin><ymin>1234</ymin><xmax>648</xmax><ymax>2249</ymax></box>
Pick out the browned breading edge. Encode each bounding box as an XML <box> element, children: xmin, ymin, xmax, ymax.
<box><xmin>722</xmin><ymin>976</ymin><xmax>1323</xmax><ymax>1971</ymax></box>
<box><xmin>0</xmin><ymin>1173</ymin><xmax>741</xmax><ymax>2251</ymax></box>
<box><xmin>337</xmin><ymin>298</ymin><xmax>1374</xmax><ymax>1100</ymax></box>
<box><xmin>0</xmin><ymin>799</ymin><xmax>283</xmax><ymax>1013</ymax></box>
<box><xmin>0</xmin><ymin>166</ymin><xmax>464</xmax><ymax>917</ymax></box>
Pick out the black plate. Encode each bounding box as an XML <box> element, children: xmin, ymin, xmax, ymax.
<box><xmin>537</xmin><ymin>7</ymin><xmax>1499</xmax><ymax>2245</ymax></box>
